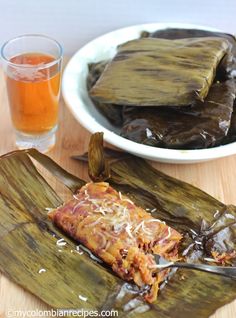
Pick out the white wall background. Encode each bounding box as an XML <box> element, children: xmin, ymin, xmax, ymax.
<box><xmin>0</xmin><ymin>0</ymin><xmax>235</xmax><ymax>55</ymax></box>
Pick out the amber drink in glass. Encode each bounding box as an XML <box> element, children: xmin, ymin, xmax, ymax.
<box><xmin>1</xmin><ymin>35</ymin><xmax>63</xmax><ymax>152</ymax></box>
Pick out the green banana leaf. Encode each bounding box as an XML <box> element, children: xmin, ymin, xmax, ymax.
<box><xmin>0</xmin><ymin>137</ymin><xmax>235</xmax><ymax>318</ymax></box>
<box><xmin>89</xmin><ymin>37</ymin><xmax>231</xmax><ymax>107</ymax></box>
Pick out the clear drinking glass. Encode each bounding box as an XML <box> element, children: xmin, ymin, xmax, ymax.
<box><xmin>1</xmin><ymin>34</ymin><xmax>63</xmax><ymax>153</ymax></box>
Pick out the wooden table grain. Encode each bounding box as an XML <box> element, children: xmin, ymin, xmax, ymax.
<box><xmin>0</xmin><ymin>63</ymin><xmax>235</xmax><ymax>318</ymax></box>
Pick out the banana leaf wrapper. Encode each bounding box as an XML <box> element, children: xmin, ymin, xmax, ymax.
<box><xmin>120</xmin><ymin>80</ymin><xmax>235</xmax><ymax>149</ymax></box>
<box><xmin>87</xmin><ymin>62</ymin><xmax>123</xmax><ymax>126</ymax></box>
<box><xmin>141</xmin><ymin>27</ymin><xmax>236</xmax><ymax>78</ymax></box>
<box><xmin>0</xmin><ymin>138</ymin><xmax>235</xmax><ymax>317</ymax></box>
<box><xmin>89</xmin><ymin>37</ymin><xmax>231</xmax><ymax>107</ymax></box>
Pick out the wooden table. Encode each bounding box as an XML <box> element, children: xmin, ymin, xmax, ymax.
<box><xmin>0</xmin><ymin>63</ymin><xmax>235</xmax><ymax>318</ymax></box>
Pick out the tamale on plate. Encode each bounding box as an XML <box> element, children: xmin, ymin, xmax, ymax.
<box><xmin>90</xmin><ymin>37</ymin><xmax>231</xmax><ymax>107</ymax></box>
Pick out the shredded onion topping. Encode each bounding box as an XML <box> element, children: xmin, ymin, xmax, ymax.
<box><xmin>72</xmin><ymin>184</ymin><xmax>171</xmax><ymax>249</ymax></box>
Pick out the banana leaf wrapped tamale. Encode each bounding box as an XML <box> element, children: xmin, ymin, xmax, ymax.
<box><xmin>87</xmin><ymin>62</ymin><xmax>123</xmax><ymax>126</ymax></box>
<box><xmin>90</xmin><ymin>37</ymin><xmax>231</xmax><ymax>107</ymax></box>
<box><xmin>87</xmin><ymin>61</ymin><xmax>236</xmax><ymax>148</ymax></box>
<box><xmin>48</xmin><ymin>181</ymin><xmax>182</xmax><ymax>303</ymax></box>
<box><xmin>87</xmin><ymin>28</ymin><xmax>236</xmax><ymax>148</ymax></box>
<box><xmin>121</xmin><ymin>80</ymin><xmax>235</xmax><ymax>149</ymax></box>
<box><xmin>140</xmin><ymin>27</ymin><xmax>236</xmax><ymax>146</ymax></box>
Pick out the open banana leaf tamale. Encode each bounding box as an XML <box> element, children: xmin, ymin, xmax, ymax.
<box><xmin>89</xmin><ymin>37</ymin><xmax>231</xmax><ymax>107</ymax></box>
<box><xmin>48</xmin><ymin>181</ymin><xmax>182</xmax><ymax>303</ymax></box>
<box><xmin>0</xmin><ymin>133</ymin><xmax>235</xmax><ymax>317</ymax></box>
<box><xmin>121</xmin><ymin>80</ymin><xmax>235</xmax><ymax>149</ymax></box>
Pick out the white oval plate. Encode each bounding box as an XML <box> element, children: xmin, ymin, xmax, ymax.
<box><xmin>62</xmin><ymin>23</ymin><xmax>236</xmax><ymax>164</ymax></box>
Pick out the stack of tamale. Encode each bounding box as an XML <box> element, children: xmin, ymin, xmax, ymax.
<box><xmin>88</xmin><ymin>29</ymin><xmax>236</xmax><ymax>149</ymax></box>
